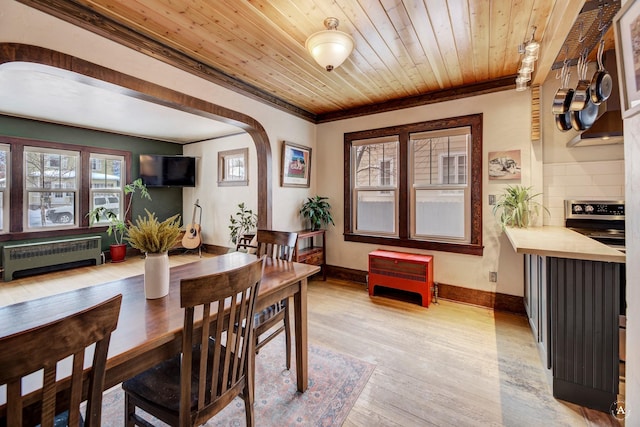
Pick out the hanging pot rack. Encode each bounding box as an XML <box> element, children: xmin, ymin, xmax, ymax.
<box><xmin>551</xmin><ymin>0</ymin><xmax>620</xmax><ymax>70</ymax></box>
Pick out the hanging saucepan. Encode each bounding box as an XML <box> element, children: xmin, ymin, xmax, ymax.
<box><xmin>552</xmin><ymin>60</ymin><xmax>573</xmax><ymax>115</ymax></box>
<box><xmin>590</xmin><ymin>39</ymin><xmax>612</xmax><ymax>104</ymax></box>
<box><xmin>554</xmin><ymin>63</ymin><xmax>573</xmax><ymax>131</ymax></box>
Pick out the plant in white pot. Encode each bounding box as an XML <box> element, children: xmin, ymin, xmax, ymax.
<box><xmin>493</xmin><ymin>185</ymin><xmax>548</xmax><ymax>229</ymax></box>
<box><xmin>126</xmin><ymin>209</ymin><xmax>182</xmax><ymax>299</ymax></box>
<box><xmin>300</xmin><ymin>196</ymin><xmax>335</xmax><ymax>230</ymax></box>
<box><xmin>87</xmin><ymin>178</ymin><xmax>150</xmax><ymax>262</ymax></box>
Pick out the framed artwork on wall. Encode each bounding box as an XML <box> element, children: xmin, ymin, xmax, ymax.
<box><xmin>614</xmin><ymin>0</ymin><xmax>640</xmax><ymax>118</ymax></box>
<box><xmin>281</xmin><ymin>141</ymin><xmax>311</xmax><ymax>188</ymax></box>
<box><xmin>488</xmin><ymin>150</ymin><xmax>521</xmax><ymax>180</ymax></box>
<box><xmin>217</xmin><ymin>148</ymin><xmax>248</xmax><ymax>186</ymax></box>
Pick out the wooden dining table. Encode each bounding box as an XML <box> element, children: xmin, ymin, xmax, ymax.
<box><xmin>0</xmin><ymin>252</ymin><xmax>320</xmax><ymax>402</ymax></box>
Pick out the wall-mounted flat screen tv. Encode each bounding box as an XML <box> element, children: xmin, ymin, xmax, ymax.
<box><xmin>139</xmin><ymin>155</ymin><xmax>196</xmax><ymax>187</ymax></box>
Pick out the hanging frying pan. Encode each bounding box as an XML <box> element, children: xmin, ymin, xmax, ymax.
<box><xmin>571</xmin><ymin>88</ymin><xmax>599</xmax><ymax>130</ymax></box>
<box><xmin>590</xmin><ymin>39</ymin><xmax>612</xmax><ymax>104</ymax></box>
<box><xmin>556</xmin><ymin>110</ymin><xmax>573</xmax><ymax>131</ymax></box>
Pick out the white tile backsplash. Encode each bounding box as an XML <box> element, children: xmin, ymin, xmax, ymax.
<box><xmin>543</xmin><ymin>160</ymin><xmax>625</xmax><ymax>225</ymax></box>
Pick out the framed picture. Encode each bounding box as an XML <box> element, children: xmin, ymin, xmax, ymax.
<box><xmin>281</xmin><ymin>141</ymin><xmax>311</xmax><ymax>188</ymax></box>
<box><xmin>217</xmin><ymin>148</ymin><xmax>248</xmax><ymax>186</ymax></box>
<box><xmin>488</xmin><ymin>150</ymin><xmax>521</xmax><ymax>180</ymax></box>
<box><xmin>614</xmin><ymin>0</ymin><xmax>640</xmax><ymax>118</ymax></box>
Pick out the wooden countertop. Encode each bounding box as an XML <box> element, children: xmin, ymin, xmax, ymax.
<box><xmin>504</xmin><ymin>226</ymin><xmax>625</xmax><ymax>263</ymax></box>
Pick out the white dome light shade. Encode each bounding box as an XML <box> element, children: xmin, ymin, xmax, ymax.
<box><xmin>306</xmin><ymin>18</ymin><xmax>354</xmax><ymax>71</ymax></box>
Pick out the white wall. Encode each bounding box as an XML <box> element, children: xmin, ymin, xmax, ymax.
<box><xmin>182</xmin><ymin>133</ymin><xmax>257</xmax><ymax>247</ymax></box>
<box><xmin>316</xmin><ymin>90</ymin><xmax>534</xmax><ymax>296</ymax></box>
<box><xmin>543</xmin><ymin>160</ymin><xmax>625</xmax><ymax>226</ymax></box>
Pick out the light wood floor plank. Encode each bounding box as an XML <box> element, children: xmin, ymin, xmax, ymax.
<box><xmin>306</xmin><ymin>280</ymin><xmax>623</xmax><ymax>426</ymax></box>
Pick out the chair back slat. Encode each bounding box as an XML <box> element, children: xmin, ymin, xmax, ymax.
<box><xmin>255</xmin><ymin>230</ymin><xmax>298</xmax><ymax>261</ymax></box>
<box><xmin>0</xmin><ymin>294</ymin><xmax>122</xmax><ymax>427</ymax></box>
<box><xmin>179</xmin><ymin>257</ymin><xmax>264</xmax><ymax>427</ymax></box>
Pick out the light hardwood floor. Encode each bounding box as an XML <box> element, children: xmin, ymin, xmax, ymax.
<box><xmin>0</xmin><ymin>254</ymin><xmax>623</xmax><ymax>426</ymax></box>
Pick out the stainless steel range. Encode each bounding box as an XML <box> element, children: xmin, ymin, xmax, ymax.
<box><xmin>564</xmin><ymin>200</ymin><xmax>625</xmax><ymax>251</ymax></box>
<box><xmin>565</xmin><ymin>199</ymin><xmax>627</xmax><ymax>368</ymax></box>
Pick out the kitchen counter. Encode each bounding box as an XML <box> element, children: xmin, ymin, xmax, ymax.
<box><xmin>504</xmin><ymin>226</ymin><xmax>625</xmax><ymax>263</ymax></box>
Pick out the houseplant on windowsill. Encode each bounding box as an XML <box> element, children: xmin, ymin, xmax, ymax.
<box><xmin>493</xmin><ymin>185</ymin><xmax>548</xmax><ymax>229</ymax></box>
<box><xmin>127</xmin><ymin>209</ymin><xmax>182</xmax><ymax>299</ymax></box>
<box><xmin>87</xmin><ymin>178</ymin><xmax>151</xmax><ymax>263</ymax></box>
<box><xmin>300</xmin><ymin>196</ymin><xmax>335</xmax><ymax>231</ymax></box>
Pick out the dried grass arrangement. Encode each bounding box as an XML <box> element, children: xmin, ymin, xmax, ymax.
<box><xmin>126</xmin><ymin>209</ymin><xmax>182</xmax><ymax>253</ymax></box>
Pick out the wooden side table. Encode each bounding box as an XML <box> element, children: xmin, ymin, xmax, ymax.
<box><xmin>294</xmin><ymin>229</ymin><xmax>326</xmax><ymax>280</ymax></box>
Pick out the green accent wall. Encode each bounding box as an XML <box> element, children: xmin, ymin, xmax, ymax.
<box><xmin>0</xmin><ymin>115</ymin><xmax>187</xmax><ymax>250</ymax></box>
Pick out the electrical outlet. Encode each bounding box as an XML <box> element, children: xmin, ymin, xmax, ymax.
<box><xmin>489</xmin><ymin>271</ymin><xmax>497</xmax><ymax>282</ymax></box>
<box><xmin>488</xmin><ymin>194</ymin><xmax>496</xmax><ymax>205</ymax></box>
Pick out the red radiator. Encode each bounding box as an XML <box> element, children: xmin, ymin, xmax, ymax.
<box><xmin>368</xmin><ymin>250</ymin><xmax>433</xmax><ymax>307</ymax></box>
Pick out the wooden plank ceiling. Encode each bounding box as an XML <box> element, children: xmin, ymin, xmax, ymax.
<box><xmin>20</xmin><ymin>0</ymin><xmax>598</xmax><ymax>122</ymax></box>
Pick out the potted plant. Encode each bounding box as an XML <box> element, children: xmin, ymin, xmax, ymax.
<box><xmin>229</xmin><ymin>202</ymin><xmax>258</xmax><ymax>246</ymax></box>
<box><xmin>493</xmin><ymin>185</ymin><xmax>548</xmax><ymax>229</ymax></box>
<box><xmin>300</xmin><ymin>196</ymin><xmax>335</xmax><ymax>230</ymax></box>
<box><xmin>87</xmin><ymin>178</ymin><xmax>151</xmax><ymax>262</ymax></box>
<box><xmin>127</xmin><ymin>209</ymin><xmax>182</xmax><ymax>299</ymax></box>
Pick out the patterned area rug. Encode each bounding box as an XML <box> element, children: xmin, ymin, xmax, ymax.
<box><xmin>98</xmin><ymin>336</ymin><xmax>375</xmax><ymax>426</ymax></box>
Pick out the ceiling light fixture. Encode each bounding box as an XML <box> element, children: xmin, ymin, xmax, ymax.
<box><xmin>305</xmin><ymin>17</ymin><xmax>354</xmax><ymax>72</ymax></box>
<box><xmin>516</xmin><ymin>26</ymin><xmax>539</xmax><ymax>91</ymax></box>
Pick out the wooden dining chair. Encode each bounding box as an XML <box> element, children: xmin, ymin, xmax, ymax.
<box><xmin>0</xmin><ymin>294</ymin><xmax>122</xmax><ymax>427</ymax></box>
<box><xmin>122</xmin><ymin>257</ymin><xmax>265</xmax><ymax>427</ymax></box>
<box><xmin>253</xmin><ymin>229</ymin><xmax>298</xmax><ymax>369</ymax></box>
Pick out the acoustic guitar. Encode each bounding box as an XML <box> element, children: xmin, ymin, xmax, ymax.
<box><xmin>182</xmin><ymin>199</ymin><xmax>202</xmax><ymax>249</ymax></box>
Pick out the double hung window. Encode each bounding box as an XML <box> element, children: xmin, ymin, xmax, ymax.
<box><xmin>89</xmin><ymin>153</ymin><xmax>125</xmax><ymax>224</ymax></box>
<box><xmin>25</xmin><ymin>147</ymin><xmax>79</xmax><ymax>229</ymax></box>
<box><xmin>352</xmin><ymin>136</ymin><xmax>398</xmax><ymax>235</ymax></box>
<box><xmin>0</xmin><ymin>144</ymin><xmax>8</xmax><ymax>233</ymax></box>
<box><xmin>344</xmin><ymin>114</ymin><xmax>483</xmax><ymax>255</ymax></box>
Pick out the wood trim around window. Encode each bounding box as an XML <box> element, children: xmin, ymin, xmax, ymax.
<box><xmin>343</xmin><ymin>114</ymin><xmax>483</xmax><ymax>256</ymax></box>
<box><xmin>1</xmin><ymin>135</ymin><xmax>131</xmax><ymax>241</ymax></box>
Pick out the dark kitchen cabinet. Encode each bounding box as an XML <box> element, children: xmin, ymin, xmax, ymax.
<box><xmin>549</xmin><ymin>257</ymin><xmax>621</xmax><ymax>413</ymax></box>
<box><xmin>525</xmin><ymin>254</ymin><xmax>622</xmax><ymax>412</ymax></box>
<box><xmin>524</xmin><ymin>254</ymin><xmax>550</xmax><ymax>369</ymax></box>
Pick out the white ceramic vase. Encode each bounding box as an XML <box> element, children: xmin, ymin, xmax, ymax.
<box><xmin>144</xmin><ymin>252</ymin><xmax>170</xmax><ymax>299</ymax></box>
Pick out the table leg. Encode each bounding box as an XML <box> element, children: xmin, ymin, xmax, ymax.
<box><xmin>294</xmin><ymin>277</ymin><xmax>308</xmax><ymax>392</ymax></box>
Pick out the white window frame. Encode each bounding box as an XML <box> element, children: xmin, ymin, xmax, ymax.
<box><xmin>24</xmin><ymin>146</ymin><xmax>80</xmax><ymax>230</ymax></box>
<box><xmin>352</xmin><ymin>137</ymin><xmax>399</xmax><ymax>237</ymax></box>
<box><xmin>410</xmin><ymin>129</ymin><xmax>471</xmax><ymax>243</ymax></box>
<box><xmin>89</xmin><ymin>153</ymin><xmax>125</xmax><ymax>225</ymax></box>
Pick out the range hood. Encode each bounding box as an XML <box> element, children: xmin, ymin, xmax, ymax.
<box><xmin>567</xmin><ymin>50</ymin><xmax>623</xmax><ymax>147</ymax></box>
